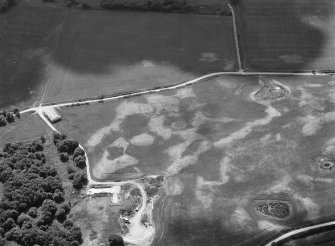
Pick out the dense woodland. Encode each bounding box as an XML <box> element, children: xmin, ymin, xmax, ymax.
<box><xmin>0</xmin><ymin>138</ymin><xmax>83</xmax><ymax>245</ymax></box>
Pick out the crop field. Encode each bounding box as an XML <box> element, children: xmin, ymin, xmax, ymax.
<box><xmin>0</xmin><ymin>1</ymin><xmax>67</xmax><ymax>109</ymax></box>
<box><xmin>239</xmin><ymin>0</ymin><xmax>335</xmax><ymax>71</ymax></box>
<box><xmin>55</xmin><ymin>74</ymin><xmax>335</xmax><ymax>245</ymax></box>
<box><xmin>42</xmin><ymin>10</ymin><xmax>237</xmax><ymax>104</ymax></box>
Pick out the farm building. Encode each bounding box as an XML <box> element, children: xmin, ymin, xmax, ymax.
<box><xmin>43</xmin><ymin>107</ymin><xmax>62</xmax><ymax>123</ymax></box>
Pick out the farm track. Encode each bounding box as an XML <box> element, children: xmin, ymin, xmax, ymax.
<box><xmin>228</xmin><ymin>4</ymin><xmax>242</xmax><ymax>71</ymax></box>
<box><xmin>39</xmin><ymin>10</ymin><xmax>71</xmax><ymax>106</ymax></box>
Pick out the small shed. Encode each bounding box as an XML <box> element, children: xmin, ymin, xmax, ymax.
<box><xmin>44</xmin><ymin>107</ymin><xmax>62</xmax><ymax>123</ymax></box>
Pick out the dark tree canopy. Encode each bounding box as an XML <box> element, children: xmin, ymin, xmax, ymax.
<box><xmin>57</xmin><ymin>139</ymin><xmax>79</xmax><ymax>154</ymax></box>
<box><xmin>60</xmin><ymin>152</ymin><xmax>69</xmax><ymax>162</ymax></box>
<box><xmin>73</xmin><ymin>155</ymin><xmax>86</xmax><ymax>169</ymax></box>
<box><xmin>0</xmin><ymin>139</ymin><xmax>83</xmax><ymax>245</ymax></box>
<box><xmin>72</xmin><ymin>173</ymin><xmax>86</xmax><ymax>189</ymax></box>
<box><xmin>0</xmin><ymin>117</ymin><xmax>6</xmax><ymax>127</ymax></box>
<box><xmin>5</xmin><ymin>113</ymin><xmax>14</xmax><ymax>123</ymax></box>
<box><xmin>108</xmin><ymin>234</ymin><xmax>125</xmax><ymax>246</ymax></box>
<box><xmin>73</xmin><ymin>147</ymin><xmax>85</xmax><ymax>160</ymax></box>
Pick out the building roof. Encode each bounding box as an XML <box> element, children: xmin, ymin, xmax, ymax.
<box><xmin>44</xmin><ymin>107</ymin><xmax>62</xmax><ymax>123</ymax></box>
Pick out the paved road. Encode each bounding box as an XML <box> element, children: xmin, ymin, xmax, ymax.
<box><xmin>264</xmin><ymin>221</ymin><xmax>335</xmax><ymax>246</ymax></box>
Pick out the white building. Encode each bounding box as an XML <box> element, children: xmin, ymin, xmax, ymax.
<box><xmin>44</xmin><ymin>107</ymin><xmax>62</xmax><ymax>123</ymax></box>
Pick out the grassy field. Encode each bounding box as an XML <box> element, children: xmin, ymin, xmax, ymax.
<box><xmin>0</xmin><ymin>1</ymin><xmax>67</xmax><ymax>109</ymax></box>
<box><xmin>69</xmin><ymin>196</ymin><xmax>122</xmax><ymax>245</ymax></box>
<box><xmin>55</xmin><ymin>74</ymin><xmax>335</xmax><ymax>245</ymax></box>
<box><xmin>238</xmin><ymin>0</ymin><xmax>335</xmax><ymax>71</ymax></box>
<box><xmin>0</xmin><ymin>113</ymin><xmax>50</xmax><ymax>146</ymax></box>
<box><xmin>42</xmin><ymin>10</ymin><xmax>237</xmax><ymax>104</ymax></box>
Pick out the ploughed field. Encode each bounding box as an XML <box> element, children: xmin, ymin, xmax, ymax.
<box><xmin>239</xmin><ymin>0</ymin><xmax>335</xmax><ymax>71</ymax></box>
<box><xmin>43</xmin><ymin>10</ymin><xmax>237</xmax><ymax>104</ymax></box>
<box><xmin>56</xmin><ymin>74</ymin><xmax>335</xmax><ymax>245</ymax></box>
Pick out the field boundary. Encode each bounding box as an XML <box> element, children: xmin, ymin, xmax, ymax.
<box><xmin>20</xmin><ymin>70</ymin><xmax>330</xmax><ymax>114</ymax></box>
<box><xmin>39</xmin><ymin>10</ymin><xmax>71</xmax><ymax>106</ymax></box>
<box><xmin>228</xmin><ymin>3</ymin><xmax>242</xmax><ymax>71</ymax></box>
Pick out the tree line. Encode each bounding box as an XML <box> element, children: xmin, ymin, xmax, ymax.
<box><xmin>99</xmin><ymin>0</ymin><xmax>191</xmax><ymax>12</ymax></box>
<box><xmin>53</xmin><ymin>132</ymin><xmax>88</xmax><ymax>189</ymax></box>
<box><xmin>0</xmin><ymin>108</ymin><xmax>20</xmax><ymax>127</ymax></box>
<box><xmin>0</xmin><ymin>138</ymin><xmax>83</xmax><ymax>245</ymax></box>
